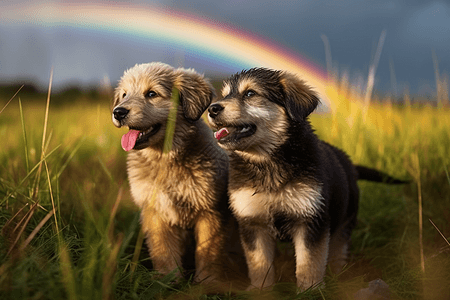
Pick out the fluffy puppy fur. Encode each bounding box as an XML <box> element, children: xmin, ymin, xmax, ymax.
<box><xmin>112</xmin><ymin>62</ymin><xmax>230</xmax><ymax>283</ymax></box>
<box><xmin>207</xmin><ymin>68</ymin><xmax>402</xmax><ymax>291</ymax></box>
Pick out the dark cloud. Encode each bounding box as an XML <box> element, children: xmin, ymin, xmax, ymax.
<box><xmin>0</xmin><ymin>0</ymin><xmax>448</xmax><ymax>95</ymax></box>
<box><xmin>160</xmin><ymin>0</ymin><xmax>449</xmax><ymax>93</ymax></box>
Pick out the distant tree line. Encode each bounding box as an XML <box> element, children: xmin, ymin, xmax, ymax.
<box><xmin>0</xmin><ymin>79</ymin><xmax>446</xmax><ymax>107</ymax></box>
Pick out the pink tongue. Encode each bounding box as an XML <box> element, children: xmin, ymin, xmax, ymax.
<box><xmin>121</xmin><ymin>130</ymin><xmax>140</xmax><ymax>151</ymax></box>
<box><xmin>214</xmin><ymin>128</ymin><xmax>229</xmax><ymax>140</ymax></box>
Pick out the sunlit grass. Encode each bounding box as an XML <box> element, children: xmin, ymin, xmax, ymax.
<box><xmin>0</xmin><ymin>78</ymin><xmax>449</xmax><ymax>299</ymax></box>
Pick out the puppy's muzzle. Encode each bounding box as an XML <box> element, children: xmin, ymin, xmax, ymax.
<box><xmin>113</xmin><ymin>107</ymin><xmax>129</xmax><ymax>121</ymax></box>
<box><xmin>208</xmin><ymin>103</ymin><xmax>224</xmax><ymax>119</ymax></box>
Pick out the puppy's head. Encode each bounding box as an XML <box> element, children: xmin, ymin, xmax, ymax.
<box><xmin>112</xmin><ymin>62</ymin><xmax>215</xmax><ymax>151</ymax></box>
<box><xmin>207</xmin><ymin>68</ymin><xmax>319</xmax><ymax>156</ymax></box>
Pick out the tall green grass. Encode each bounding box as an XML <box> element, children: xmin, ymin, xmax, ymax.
<box><xmin>0</xmin><ymin>78</ymin><xmax>449</xmax><ymax>300</ymax></box>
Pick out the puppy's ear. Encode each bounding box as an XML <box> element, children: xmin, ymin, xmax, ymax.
<box><xmin>279</xmin><ymin>72</ymin><xmax>320</xmax><ymax>121</ymax></box>
<box><xmin>174</xmin><ymin>69</ymin><xmax>216</xmax><ymax>121</ymax></box>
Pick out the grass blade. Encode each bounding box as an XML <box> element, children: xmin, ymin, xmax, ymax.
<box><xmin>56</xmin><ymin>138</ymin><xmax>85</xmax><ymax>178</ymax></box>
<box><xmin>429</xmin><ymin>219</ymin><xmax>450</xmax><ymax>247</ymax></box>
<box><xmin>162</xmin><ymin>87</ymin><xmax>179</xmax><ymax>153</ymax></box>
<box><xmin>130</xmin><ymin>228</ymin><xmax>145</xmax><ymax>280</ymax></box>
<box><xmin>59</xmin><ymin>242</ymin><xmax>78</xmax><ymax>300</ymax></box>
<box><xmin>20</xmin><ymin>209</ymin><xmax>54</xmax><ymax>251</ymax></box>
<box><xmin>44</xmin><ymin>159</ymin><xmax>59</xmax><ymax>233</ymax></box>
<box><xmin>107</xmin><ymin>185</ymin><xmax>123</xmax><ymax>240</ymax></box>
<box><xmin>102</xmin><ymin>234</ymin><xmax>123</xmax><ymax>300</ymax></box>
<box><xmin>445</xmin><ymin>165</ymin><xmax>450</xmax><ymax>185</ymax></box>
<box><xmin>321</xmin><ymin>34</ymin><xmax>333</xmax><ymax>81</ymax></box>
<box><xmin>364</xmin><ymin>29</ymin><xmax>386</xmax><ymax>113</ymax></box>
<box><xmin>33</xmin><ymin>68</ymin><xmax>53</xmax><ymax>200</ymax></box>
<box><xmin>98</xmin><ymin>156</ymin><xmax>114</xmax><ymax>183</ymax></box>
<box><xmin>408</xmin><ymin>153</ymin><xmax>424</xmax><ymax>273</ymax></box>
<box><xmin>19</xmin><ymin>98</ymin><xmax>30</xmax><ymax>173</ymax></box>
<box><xmin>0</xmin><ymin>84</ymin><xmax>23</xmax><ymax>115</ymax></box>
<box><xmin>2</xmin><ymin>203</ymin><xmax>29</xmax><ymax>234</ymax></box>
<box><xmin>6</xmin><ymin>202</ymin><xmax>38</xmax><ymax>256</ymax></box>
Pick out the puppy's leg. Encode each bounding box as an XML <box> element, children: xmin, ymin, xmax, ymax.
<box><xmin>239</xmin><ymin>220</ymin><xmax>276</xmax><ymax>290</ymax></box>
<box><xmin>141</xmin><ymin>206</ymin><xmax>187</xmax><ymax>277</ymax></box>
<box><xmin>292</xmin><ymin>224</ymin><xmax>329</xmax><ymax>291</ymax></box>
<box><xmin>194</xmin><ymin>212</ymin><xmax>225</xmax><ymax>283</ymax></box>
<box><xmin>327</xmin><ymin>227</ymin><xmax>349</xmax><ymax>274</ymax></box>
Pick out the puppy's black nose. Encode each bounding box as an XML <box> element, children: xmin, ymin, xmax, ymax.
<box><xmin>208</xmin><ymin>103</ymin><xmax>224</xmax><ymax>118</ymax></box>
<box><xmin>113</xmin><ymin>107</ymin><xmax>129</xmax><ymax>121</ymax></box>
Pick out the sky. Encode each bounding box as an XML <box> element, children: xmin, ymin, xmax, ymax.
<box><xmin>0</xmin><ymin>0</ymin><xmax>449</xmax><ymax>97</ymax></box>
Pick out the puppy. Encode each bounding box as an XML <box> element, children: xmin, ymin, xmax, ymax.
<box><xmin>112</xmin><ymin>62</ymin><xmax>230</xmax><ymax>283</ymax></box>
<box><xmin>207</xmin><ymin>68</ymin><xmax>403</xmax><ymax>290</ymax></box>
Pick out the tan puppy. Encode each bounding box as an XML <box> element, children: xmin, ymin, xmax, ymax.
<box><xmin>112</xmin><ymin>62</ymin><xmax>230</xmax><ymax>283</ymax></box>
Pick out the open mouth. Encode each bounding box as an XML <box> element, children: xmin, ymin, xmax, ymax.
<box><xmin>213</xmin><ymin>124</ymin><xmax>256</xmax><ymax>143</ymax></box>
<box><xmin>121</xmin><ymin>124</ymin><xmax>162</xmax><ymax>151</ymax></box>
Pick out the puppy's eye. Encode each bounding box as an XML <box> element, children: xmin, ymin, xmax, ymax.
<box><xmin>122</xmin><ymin>93</ymin><xmax>126</xmax><ymax>98</ymax></box>
<box><xmin>245</xmin><ymin>90</ymin><xmax>256</xmax><ymax>97</ymax></box>
<box><xmin>146</xmin><ymin>91</ymin><xmax>157</xmax><ymax>98</ymax></box>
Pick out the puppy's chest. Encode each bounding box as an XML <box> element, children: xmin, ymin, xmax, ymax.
<box><xmin>127</xmin><ymin>154</ymin><xmax>215</xmax><ymax>226</ymax></box>
<box><xmin>229</xmin><ymin>183</ymin><xmax>324</xmax><ymax>220</ymax></box>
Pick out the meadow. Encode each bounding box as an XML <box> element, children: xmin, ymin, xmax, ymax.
<box><xmin>0</xmin><ymin>79</ymin><xmax>449</xmax><ymax>300</ymax></box>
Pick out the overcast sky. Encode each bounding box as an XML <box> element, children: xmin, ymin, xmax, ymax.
<box><xmin>1</xmin><ymin>0</ymin><xmax>449</xmax><ymax>96</ymax></box>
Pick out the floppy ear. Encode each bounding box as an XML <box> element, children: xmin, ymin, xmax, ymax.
<box><xmin>279</xmin><ymin>72</ymin><xmax>320</xmax><ymax>121</ymax></box>
<box><xmin>174</xmin><ymin>69</ymin><xmax>216</xmax><ymax>121</ymax></box>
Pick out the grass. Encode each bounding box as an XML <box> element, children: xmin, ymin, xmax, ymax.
<box><xmin>0</xmin><ymin>79</ymin><xmax>449</xmax><ymax>300</ymax></box>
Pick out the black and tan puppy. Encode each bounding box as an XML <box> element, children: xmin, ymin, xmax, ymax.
<box><xmin>112</xmin><ymin>63</ymin><xmax>229</xmax><ymax>283</ymax></box>
<box><xmin>207</xmin><ymin>68</ymin><xmax>403</xmax><ymax>290</ymax></box>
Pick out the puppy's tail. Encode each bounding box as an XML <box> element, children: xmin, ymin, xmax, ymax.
<box><xmin>355</xmin><ymin>165</ymin><xmax>410</xmax><ymax>184</ymax></box>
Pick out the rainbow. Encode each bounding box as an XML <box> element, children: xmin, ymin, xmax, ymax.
<box><xmin>1</xmin><ymin>2</ymin><xmax>330</xmax><ymax>104</ymax></box>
